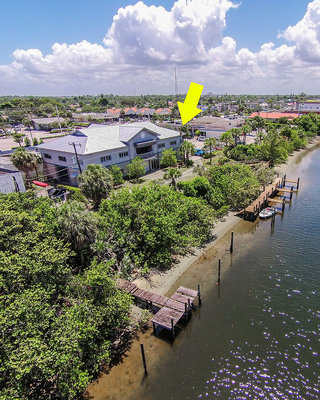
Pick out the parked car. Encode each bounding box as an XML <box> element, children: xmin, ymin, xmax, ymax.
<box><xmin>197</xmin><ymin>136</ymin><xmax>206</xmax><ymax>141</ymax></box>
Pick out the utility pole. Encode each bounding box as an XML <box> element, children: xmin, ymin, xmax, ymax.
<box><xmin>55</xmin><ymin>105</ymin><xmax>63</xmax><ymax>134</ymax></box>
<box><xmin>69</xmin><ymin>142</ymin><xmax>82</xmax><ymax>174</ymax></box>
<box><xmin>174</xmin><ymin>68</ymin><xmax>178</xmax><ymax>98</ymax></box>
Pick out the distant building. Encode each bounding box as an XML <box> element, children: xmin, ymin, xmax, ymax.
<box><xmin>0</xmin><ymin>167</ymin><xmax>25</xmax><ymax>194</ymax></box>
<box><xmin>32</xmin><ymin>117</ymin><xmax>65</xmax><ymax>130</ymax></box>
<box><xmin>249</xmin><ymin>112</ymin><xmax>299</xmax><ymax>121</ymax></box>
<box><xmin>297</xmin><ymin>101</ymin><xmax>320</xmax><ymax>114</ymax></box>
<box><xmin>38</xmin><ymin>121</ymin><xmax>182</xmax><ymax>186</ymax></box>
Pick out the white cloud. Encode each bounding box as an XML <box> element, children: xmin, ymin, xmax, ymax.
<box><xmin>281</xmin><ymin>0</ymin><xmax>320</xmax><ymax>62</ymax></box>
<box><xmin>1</xmin><ymin>0</ymin><xmax>320</xmax><ymax>94</ymax></box>
<box><xmin>104</xmin><ymin>0</ymin><xmax>236</xmax><ymax>65</ymax></box>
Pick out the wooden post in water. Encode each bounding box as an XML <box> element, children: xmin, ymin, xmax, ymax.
<box><xmin>283</xmin><ymin>174</ymin><xmax>286</xmax><ymax>187</ymax></box>
<box><xmin>217</xmin><ymin>258</ymin><xmax>221</xmax><ymax>285</ymax></box>
<box><xmin>271</xmin><ymin>212</ymin><xmax>276</xmax><ymax>227</ymax></box>
<box><xmin>198</xmin><ymin>284</ymin><xmax>202</xmax><ymax>305</ymax></box>
<box><xmin>290</xmin><ymin>186</ymin><xmax>293</xmax><ymax>200</ymax></box>
<box><xmin>230</xmin><ymin>231</ymin><xmax>234</xmax><ymax>253</ymax></box>
<box><xmin>297</xmin><ymin>177</ymin><xmax>300</xmax><ymax>190</ymax></box>
<box><xmin>188</xmin><ymin>298</ymin><xmax>192</xmax><ymax>318</ymax></box>
<box><xmin>171</xmin><ymin>318</ymin><xmax>175</xmax><ymax>338</ymax></box>
<box><xmin>140</xmin><ymin>343</ymin><xmax>148</xmax><ymax>375</ymax></box>
<box><xmin>282</xmin><ymin>198</ymin><xmax>285</xmax><ymax>212</ymax></box>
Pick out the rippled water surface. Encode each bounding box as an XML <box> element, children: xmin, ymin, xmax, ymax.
<box><xmin>138</xmin><ymin>147</ymin><xmax>320</xmax><ymax>400</ymax></box>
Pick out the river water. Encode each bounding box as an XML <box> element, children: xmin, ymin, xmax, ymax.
<box><xmin>89</xmin><ymin>146</ymin><xmax>320</xmax><ymax>400</ymax></box>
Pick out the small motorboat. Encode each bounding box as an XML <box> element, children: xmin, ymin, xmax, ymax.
<box><xmin>259</xmin><ymin>206</ymin><xmax>277</xmax><ymax>219</ymax></box>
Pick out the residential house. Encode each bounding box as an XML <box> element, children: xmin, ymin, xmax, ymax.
<box><xmin>38</xmin><ymin>121</ymin><xmax>182</xmax><ymax>186</ymax></box>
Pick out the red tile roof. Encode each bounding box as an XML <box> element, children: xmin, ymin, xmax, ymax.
<box><xmin>250</xmin><ymin>112</ymin><xmax>299</xmax><ymax>120</ymax></box>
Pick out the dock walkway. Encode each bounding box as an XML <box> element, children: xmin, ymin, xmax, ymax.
<box><xmin>240</xmin><ymin>175</ymin><xmax>300</xmax><ymax>221</ymax></box>
<box><xmin>117</xmin><ymin>279</ymin><xmax>199</xmax><ymax>337</ymax></box>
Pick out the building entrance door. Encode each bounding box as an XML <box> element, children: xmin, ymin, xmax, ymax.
<box><xmin>150</xmin><ymin>159</ymin><xmax>159</xmax><ymax>170</ymax></box>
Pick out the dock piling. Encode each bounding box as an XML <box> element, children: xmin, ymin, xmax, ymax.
<box><xmin>283</xmin><ymin>174</ymin><xmax>286</xmax><ymax>187</ymax></box>
<box><xmin>171</xmin><ymin>319</ymin><xmax>175</xmax><ymax>338</ymax></box>
<box><xmin>217</xmin><ymin>258</ymin><xmax>221</xmax><ymax>285</ymax></box>
<box><xmin>230</xmin><ymin>231</ymin><xmax>234</xmax><ymax>253</ymax></box>
<box><xmin>140</xmin><ymin>343</ymin><xmax>148</xmax><ymax>375</ymax></box>
<box><xmin>297</xmin><ymin>177</ymin><xmax>300</xmax><ymax>190</ymax></box>
<box><xmin>282</xmin><ymin>198</ymin><xmax>285</xmax><ymax>212</ymax></box>
<box><xmin>198</xmin><ymin>284</ymin><xmax>202</xmax><ymax>305</ymax></box>
<box><xmin>290</xmin><ymin>186</ymin><xmax>293</xmax><ymax>200</ymax></box>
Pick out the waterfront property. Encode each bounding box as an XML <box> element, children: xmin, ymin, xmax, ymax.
<box><xmin>117</xmin><ymin>279</ymin><xmax>200</xmax><ymax>338</ymax></box>
<box><xmin>240</xmin><ymin>175</ymin><xmax>300</xmax><ymax>221</ymax></box>
<box><xmin>38</xmin><ymin>121</ymin><xmax>182</xmax><ymax>186</ymax></box>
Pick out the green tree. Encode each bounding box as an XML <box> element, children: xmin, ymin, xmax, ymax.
<box><xmin>79</xmin><ymin>164</ymin><xmax>113</xmax><ymax>209</ymax></box>
<box><xmin>0</xmin><ymin>192</ymin><xmax>131</xmax><ymax>400</ymax></box>
<box><xmin>163</xmin><ymin>167</ymin><xmax>182</xmax><ymax>188</ymax></box>
<box><xmin>98</xmin><ymin>185</ymin><xmax>214</xmax><ymax>272</ymax></box>
<box><xmin>57</xmin><ymin>201</ymin><xmax>98</xmax><ymax>267</ymax></box>
<box><xmin>12</xmin><ymin>131</ymin><xmax>25</xmax><ymax>147</ymax></box>
<box><xmin>24</xmin><ymin>136</ymin><xmax>31</xmax><ymax>147</ymax></box>
<box><xmin>160</xmin><ymin>148</ymin><xmax>177</xmax><ymax>168</ymax></box>
<box><xmin>109</xmin><ymin>165</ymin><xmax>124</xmax><ymax>186</ymax></box>
<box><xmin>220</xmin><ymin>131</ymin><xmax>233</xmax><ymax>147</ymax></box>
<box><xmin>203</xmin><ymin>137</ymin><xmax>217</xmax><ymax>164</ymax></box>
<box><xmin>11</xmin><ymin>148</ymin><xmax>41</xmax><ymax>183</ymax></box>
<box><xmin>205</xmin><ymin>163</ymin><xmax>260</xmax><ymax>209</ymax></box>
<box><xmin>180</xmin><ymin>141</ymin><xmax>196</xmax><ymax>165</ymax></box>
<box><xmin>127</xmin><ymin>157</ymin><xmax>145</xmax><ymax>181</ymax></box>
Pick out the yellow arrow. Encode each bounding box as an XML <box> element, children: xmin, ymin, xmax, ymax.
<box><xmin>177</xmin><ymin>82</ymin><xmax>204</xmax><ymax>125</ymax></box>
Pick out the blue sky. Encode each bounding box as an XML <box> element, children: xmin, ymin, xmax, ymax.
<box><xmin>0</xmin><ymin>0</ymin><xmax>318</xmax><ymax>95</ymax></box>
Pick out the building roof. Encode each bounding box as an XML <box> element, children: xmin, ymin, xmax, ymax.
<box><xmin>32</xmin><ymin>117</ymin><xmax>65</xmax><ymax>124</ymax></box>
<box><xmin>250</xmin><ymin>112</ymin><xmax>299</xmax><ymax>120</ymax></box>
<box><xmin>38</xmin><ymin>121</ymin><xmax>179</xmax><ymax>155</ymax></box>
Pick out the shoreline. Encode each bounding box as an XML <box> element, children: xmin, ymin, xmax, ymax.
<box><xmin>87</xmin><ymin>138</ymin><xmax>320</xmax><ymax>400</ymax></box>
<box><xmin>134</xmin><ymin>137</ymin><xmax>320</xmax><ymax>298</ymax></box>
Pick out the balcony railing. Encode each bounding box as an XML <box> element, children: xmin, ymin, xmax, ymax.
<box><xmin>136</xmin><ymin>151</ymin><xmax>155</xmax><ymax>159</ymax></box>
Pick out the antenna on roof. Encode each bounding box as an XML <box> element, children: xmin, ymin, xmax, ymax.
<box><xmin>174</xmin><ymin>68</ymin><xmax>178</xmax><ymax>97</ymax></box>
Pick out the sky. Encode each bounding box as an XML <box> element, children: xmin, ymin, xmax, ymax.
<box><xmin>0</xmin><ymin>0</ymin><xmax>318</xmax><ymax>95</ymax></box>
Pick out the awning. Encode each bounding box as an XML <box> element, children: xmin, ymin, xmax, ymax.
<box><xmin>134</xmin><ymin>140</ymin><xmax>156</xmax><ymax>148</ymax></box>
<box><xmin>32</xmin><ymin>180</ymin><xmax>49</xmax><ymax>187</ymax></box>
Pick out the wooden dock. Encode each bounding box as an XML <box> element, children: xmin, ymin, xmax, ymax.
<box><xmin>118</xmin><ymin>279</ymin><xmax>199</xmax><ymax>338</ymax></box>
<box><xmin>239</xmin><ymin>175</ymin><xmax>300</xmax><ymax>221</ymax></box>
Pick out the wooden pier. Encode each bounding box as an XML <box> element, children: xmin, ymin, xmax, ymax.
<box><xmin>118</xmin><ymin>279</ymin><xmax>199</xmax><ymax>338</ymax></box>
<box><xmin>239</xmin><ymin>175</ymin><xmax>300</xmax><ymax>221</ymax></box>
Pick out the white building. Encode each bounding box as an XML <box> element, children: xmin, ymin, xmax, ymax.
<box><xmin>32</xmin><ymin>117</ymin><xmax>65</xmax><ymax>130</ymax></box>
<box><xmin>0</xmin><ymin>167</ymin><xmax>26</xmax><ymax>194</ymax></box>
<box><xmin>38</xmin><ymin>121</ymin><xmax>182</xmax><ymax>186</ymax></box>
<box><xmin>298</xmin><ymin>101</ymin><xmax>320</xmax><ymax>114</ymax></box>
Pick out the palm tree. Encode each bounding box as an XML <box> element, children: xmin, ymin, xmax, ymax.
<box><xmin>12</xmin><ymin>132</ymin><xmax>25</xmax><ymax>147</ymax></box>
<box><xmin>11</xmin><ymin>148</ymin><xmax>41</xmax><ymax>184</ymax></box>
<box><xmin>163</xmin><ymin>167</ymin><xmax>182</xmax><ymax>189</ymax></box>
<box><xmin>57</xmin><ymin>201</ymin><xmax>98</xmax><ymax>267</ymax></box>
<box><xmin>203</xmin><ymin>137</ymin><xmax>217</xmax><ymax>164</ymax></box>
<box><xmin>180</xmin><ymin>141</ymin><xmax>196</xmax><ymax>165</ymax></box>
<box><xmin>29</xmin><ymin>152</ymin><xmax>42</xmax><ymax>178</ymax></box>
<box><xmin>220</xmin><ymin>131</ymin><xmax>233</xmax><ymax>148</ymax></box>
<box><xmin>242</xmin><ymin>124</ymin><xmax>251</xmax><ymax>145</ymax></box>
<box><xmin>230</xmin><ymin>128</ymin><xmax>241</xmax><ymax>146</ymax></box>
